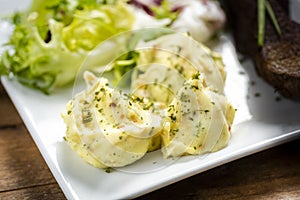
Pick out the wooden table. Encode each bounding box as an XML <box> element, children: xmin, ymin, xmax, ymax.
<box><xmin>0</xmin><ymin>82</ymin><xmax>299</xmax><ymax>200</ymax></box>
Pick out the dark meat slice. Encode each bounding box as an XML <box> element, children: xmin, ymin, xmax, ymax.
<box><xmin>226</xmin><ymin>0</ymin><xmax>300</xmax><ymax>100</ymax></box>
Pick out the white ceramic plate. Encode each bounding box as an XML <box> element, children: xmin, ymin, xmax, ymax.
<box><xmin>2</xmin><ymin>36</ymin><xmax>300</xmax><ymax>199</ymax></box>
<box><xmin>1</xmin><ymin>1</ymin><xmax>300</xmax><ymax>200</ymax></box>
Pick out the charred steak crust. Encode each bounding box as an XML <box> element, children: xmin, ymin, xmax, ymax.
<box><xmin>226</xmin><ymin>0</ymin><xmax>300</xmax><ymax>100</ymax></box>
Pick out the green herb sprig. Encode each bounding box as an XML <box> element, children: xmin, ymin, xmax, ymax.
<box><xmin>257</xmin><ymin>0</ymin><xmax>281</xmax><ymax>46</ymax></box>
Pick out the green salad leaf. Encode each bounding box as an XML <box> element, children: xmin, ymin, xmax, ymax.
<box><xmin>105</xmin><ymin>28</ymin><xmax>174</xmax><ymax>87</ymax></box>
<box><xmin>0</xmin><ymin>0</ymin><xmax>134</xmax><ymax>94</ymax></box>
<box><xmin>150</xmin><ymin>0</ymin><xmax>179</xmax><ymax>22</ymax></box>
<box><xmin>111</xmin><ymin>51</ymin><xmax>139</xmax><ymax>86</ymax></box>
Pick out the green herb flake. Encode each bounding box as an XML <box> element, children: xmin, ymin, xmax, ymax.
<box><xmin>169</xmin><ymin>114</ymin><xmax>177</xmax><ymax>122</ymax></box>
<box><xmin>105</xmin><ymin>167</ymin><xmax>112</xmax><ymax>173</ymax></box>
<box><xmin>192</xmin><ymin>73</ymin><xmax>200</xmax><ymax>80</ymax></box>
<box><xmin>254</xmin><ymin>92</ymin><xmax>261</xmax><ymax>97</ymax></box>
<box><xmin>190</xmin><ymin>85</ymin><xmax>199</xmax><ymax>90</ymax></box>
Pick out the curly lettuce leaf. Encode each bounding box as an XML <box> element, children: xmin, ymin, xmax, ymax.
<box><xmin>1</xmin><ymin>19</ymin><xmax>86</xmax><ymax>93</ymax></box>
<box><xmin>62</xmin><ymin>1</ymin><xmax>135</xmax><ymax>51</ymax></box>
<box><xmin>0</xmin><ymin>0</ymin><xmax>135</xmax><ymax>94</ymax></box>
<box><xmin>150</xmin><ymin>0</ymin><xmax>179</xmax><ymax>22</ymax></box>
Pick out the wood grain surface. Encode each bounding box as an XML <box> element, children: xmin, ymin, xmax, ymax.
<box><xmin>0</xmin><ymin>82</ymin><xmax>299</xmax><ymax>200</ymax></box>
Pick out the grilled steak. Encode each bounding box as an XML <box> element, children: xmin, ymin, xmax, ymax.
<box><xmin>226</xmin><ymin>0</ymin><xmax>300</xmax><ymax>100</ymax></box>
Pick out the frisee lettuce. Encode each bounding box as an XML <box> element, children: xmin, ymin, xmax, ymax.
<box><xmin>150</xmin><ymin>0</ymin><xmax>179</xmax><ymax>22</ymax></box>
<box><xmin>0</xmin><ymin>0</ymin><xmax>134</xmax><ymax>94</ymax></box>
